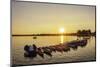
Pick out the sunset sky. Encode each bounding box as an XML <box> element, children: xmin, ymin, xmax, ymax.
<box><xmin>12</xmin><ymin>1</ymin><xmax>96</xmax><ymax>34</ymax></box>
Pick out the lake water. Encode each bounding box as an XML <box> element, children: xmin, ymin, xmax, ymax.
<box><xmin>12</xmin><ymin>36</ymin><xmax>96</xmax><ymax>65</ymax></box>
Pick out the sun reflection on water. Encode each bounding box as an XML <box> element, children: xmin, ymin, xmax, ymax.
<box><xmin>60</xmin><ymin>35</ymin><xmax>64</xmax><ymax>43</ymax></box>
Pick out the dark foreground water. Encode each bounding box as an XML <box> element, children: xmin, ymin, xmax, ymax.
<box><xmin>12</xmin><ymin>36</ymin><xmax>96</xmax><ymax>65</ymax></box>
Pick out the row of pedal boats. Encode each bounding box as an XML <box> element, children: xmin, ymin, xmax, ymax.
<box><xmin>24</xmin><ymin>39</ymin><xmax>87</xmax><ymax>58</ymax></box>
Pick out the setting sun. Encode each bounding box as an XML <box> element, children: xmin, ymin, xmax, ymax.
<box><xmin>59</xmin><ymin>28</ymin><xmax>65</xmax><ymax>33</ymax></box>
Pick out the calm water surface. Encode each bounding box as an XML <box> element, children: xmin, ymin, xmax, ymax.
<box><xmin>12</xmin><ymin>36</ymin><xmax>96</xmax><ymax>65</ymax></box>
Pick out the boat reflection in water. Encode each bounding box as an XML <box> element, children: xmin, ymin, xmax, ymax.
<box><xmin>24</xmin><ymin>36</ymin><xmax>88</xmax><ymax>59</ymax></box>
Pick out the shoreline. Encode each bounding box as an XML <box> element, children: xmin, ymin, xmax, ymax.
<box><xmin>12</xmin><ymin>33</ymin><xmax>95</xmax><ymax>36</ymax></box>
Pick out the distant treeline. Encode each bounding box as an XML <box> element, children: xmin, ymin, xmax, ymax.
<box><xmin>77</xmin><ymin>29</ymin><xmax>96</xmax><ymax>36</ymax></box>
<box><xmin>12</xmin><ymin>29</ymin><xmax>96</xmax><ymax>36</ymax></box>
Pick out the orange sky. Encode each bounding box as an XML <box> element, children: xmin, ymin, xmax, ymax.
<box><xmin>12</xmin><ymin>1</ymin><xmax>96</xmax><ymax>34</ymax></box>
